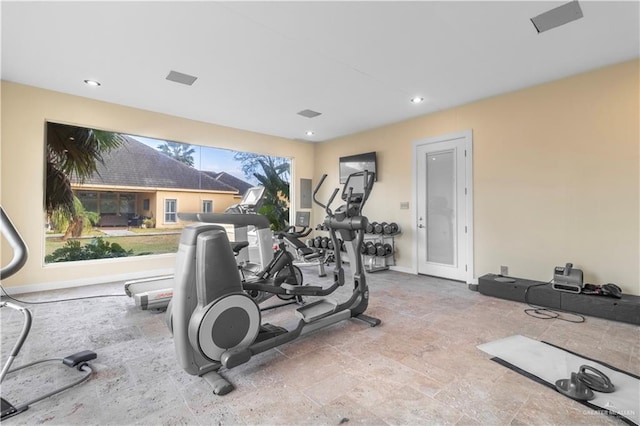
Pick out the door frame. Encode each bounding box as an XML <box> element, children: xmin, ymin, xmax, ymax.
<box><xmin>411</xmin><ymin>130</ymin><xmax>474</xmax><ymax>284</ymax></box>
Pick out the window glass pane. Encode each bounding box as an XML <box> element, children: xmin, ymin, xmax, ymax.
<box><xmin>165</xmin><ymin>199</ymin><xmax>177</xmax><ymax>223</ymax></box>
<box><xmin>119</xmin><ymin>193</ymin><xmax>136</xmax><ymax>214</ymax></box>
<box><xmin>426</xmin><ymin>150</ymin><xmax>455</xmax><ymax>265</ymax></box>
<box><xmin>77</xmin><ymin>191</ymin><xmax>98</xmax><ymax>213</ymax></box>
<box><xmin>44</xmin><ymin>122</ymin><xmax>291</xmax><ymax>263</ymax></box>
<box><xmin>100</xmin><ymin>192</ymin><xmax>118</xmax><ymax>214</ymax></box>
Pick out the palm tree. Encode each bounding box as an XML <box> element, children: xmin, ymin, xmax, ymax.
<box><xmin>157</xmin><ymin>141</ymin><xmax>196</xmax><ymax>167</ymax></box>
<box><xmin>253</xmin><ymin>158</ymin><xmax>290</xmax><ymax>231</ymax></box>
<box><xmin>46</xmin><ymin>122</ymin><xmax>124</xmax><ymax>239</ymax></box>
<box><xmin>234</xmin><ymin>152</ymin><xmax>290</xmax><ymax>182</ymax></box>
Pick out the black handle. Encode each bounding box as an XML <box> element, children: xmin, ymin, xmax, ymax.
<box><xmin>564</xmin><ymin>262</ymin><xmax>573</xmax><ymax>276</ymax></box>
<box><xmin>577</xmin><ymin>365</ymin><xmax>615</xmax><ymax>393</ymax></box>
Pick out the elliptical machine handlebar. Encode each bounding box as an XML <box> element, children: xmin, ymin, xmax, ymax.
<box><xmin>344</xmin><ymin>170</ymin><xmax>374</xmax><ymax>216</ymax></box>
<box><xmin>312</xmin><ymin>174</ymin><xmax>327</xmax><ymax>209</ymax></box>
<box><xmin>1</xmin><ymin>206</ymin><xmax>28</xmax><ymax>280</ymax></box>
<box><xmin>312</xmin><ymin>174</ymin><xmax>339</xmax><ymax>216</ymax></box>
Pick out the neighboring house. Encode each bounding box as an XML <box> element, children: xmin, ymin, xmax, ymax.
<box><xmin>72</xmin><ymin>136</ymin><xmax>252</xmax><ymax>228</ymax></box>
<box><xmin>202</xmin><ymin>171</ymin><xmax>254</xmax><ymax>197</ymax></box>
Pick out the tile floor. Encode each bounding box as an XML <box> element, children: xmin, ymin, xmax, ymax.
<box><xmin>1</xmin><ymin>267</ymin><xmax>638</xmax><ymax>425</ymax></box>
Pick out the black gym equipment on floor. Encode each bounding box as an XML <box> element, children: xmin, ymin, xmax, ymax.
<box><xmin>478</xmin><ymin>274</ymin><xmax>640</xmax><ymax>325</ymax></box>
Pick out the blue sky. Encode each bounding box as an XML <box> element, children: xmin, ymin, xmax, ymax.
<box><xmin>129</xmin><ymin>135</ymin><xmax>259</xmax><ymax>185</ymax></box>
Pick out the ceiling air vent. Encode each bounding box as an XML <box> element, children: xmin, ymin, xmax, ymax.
<box><xmin>297</xmin><ymin>109</ymin><xmax>322</xmax><ymax>118</ymax></box>
<box><xmin>531</xmin><ymin>1</ymin><xmax>583</xmax><ymax>33</ymax></box>
<box><xmin>166</xmin><ymin>70</ymin><xmax>198</xmax><ymax>86</ymax></box>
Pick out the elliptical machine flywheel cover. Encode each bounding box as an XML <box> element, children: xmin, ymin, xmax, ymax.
<box><xmin>188</xmin><ymin>293</ymin><xmax>260</xmax><ymax>362</ymax></box>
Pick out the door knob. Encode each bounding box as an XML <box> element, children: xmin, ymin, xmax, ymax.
<box><xmin>418</xmin><ymin>224</ymin><xmax>424</xmax><ymax>228</ymax></box>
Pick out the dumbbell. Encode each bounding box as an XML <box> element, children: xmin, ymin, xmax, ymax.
<box><xmin>383</xmin><ymin>243</ymin><xmax>393</xmax><ymax>256</ymax></box>
<box><xmin>320</xmin><ymin>237</ymin><xmax>330</xmax><ymax>248</ymax></box>
<box><xmin>383</xmin><ymin>222</ymin><xmax>399</xmax><ymax>234</ymax></box>
<box><xmin>360</xmin><ymin>243</ymin><xmax>368</xmax><ymax>254</ymax></box>
<box><xmin>327</xmin><ymin>239</ymin><xmax>334</xmax><ymax>250</ymax></box>
<box><xmin>314</xmin><ymin>236</ymin><xmax>323</xmax><ymax>248</ymax></box>
<box><xmin>306</xmin><ymin>238</ymin><xmax>315</xmax><ymax>248</ymax></box>
<box><xmin>374</xmin><ymin>222</ymin><xmax>386</xmax><ymax>234</ymax></box>
<box><xmin>365</xmin><ymin>222</ymin><xmax>375</xmax><ymax>234</ymax></box>
<box><xmin>375</xmin><ymin>243</ymin><xmax>386</xmax><ymax>257</ymax></box>
<box><xmin>366</xmin><ymin>241</ymin><xmax>377</xmax><ymax>255</ymax></box>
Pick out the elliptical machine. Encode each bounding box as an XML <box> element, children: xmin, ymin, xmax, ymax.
<box><xmin>167</xmin><ymin>171</ymin><xmax>380</xmax><ymax>395</ymax></box>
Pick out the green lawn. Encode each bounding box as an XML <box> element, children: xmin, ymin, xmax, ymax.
<box><xmin>45</xmin><ymin>233</ymin><xmax>181</xmax><ymax>259</ymax></box>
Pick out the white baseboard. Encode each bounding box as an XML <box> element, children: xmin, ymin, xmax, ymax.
<box><xmin>389</xmin><ymin>265</ymin><xmax>414</xmax><ymax>274</ymax></box>
<box><xmin>2</xmin><ymin>268</ymin><xmax>174</xmax><ymax>295</ymax></box>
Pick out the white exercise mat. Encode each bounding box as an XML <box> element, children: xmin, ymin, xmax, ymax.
<box><xmin>478</xmin><ymin>335</ymin><xmax>639</xmax><ymax>425</ymax></box>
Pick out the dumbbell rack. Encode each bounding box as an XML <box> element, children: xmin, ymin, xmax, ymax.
<box><xmin>363</xmin><ymin>233</ymin><xmax>398</xmax><ymax>273</ymax></box>
<box><xmin>312</xmin><ymin>222</ymin><xmax>400</xmax><ymax>273</ymax></box>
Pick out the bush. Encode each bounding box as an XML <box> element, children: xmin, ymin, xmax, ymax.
<box><xmin>49</xmin><ymin>197</ymin><xmax>99</xmax><ymax>234</ymax></box>
<box><xmin>45</xmin><ymin>238</ymin><xmax>133</xmax><ymax>263</ymax></box>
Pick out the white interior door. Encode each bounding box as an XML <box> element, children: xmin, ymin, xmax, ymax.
<box><xmin>414</xmin><ymin>131</ymin><xmax>473</xmax><ymax>282</ymax></box>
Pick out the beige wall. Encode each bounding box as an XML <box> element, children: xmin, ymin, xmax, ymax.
<box><xmin>2</xmin><ymin>60</ymin><xmax>638</xmax><ymax>295</ymax></box>
<box><xmin>1</xmin><ymin>81</ymin><xmax>314</xmax><ymax>290</ymax></box>
<box><xmin>314</xmin><ymin>59</ymin><xmax>639</xmax><ymax>295</ymax></box>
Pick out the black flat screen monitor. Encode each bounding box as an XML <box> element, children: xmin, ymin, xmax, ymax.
<box><xmin>339</xmin><ymin>151</ymin><xmax>377</xmax><ymax>184</ymax></box>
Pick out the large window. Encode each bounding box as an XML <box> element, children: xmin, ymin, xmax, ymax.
<box><xmin>44</xmin><ymin>121</ymin><xmax>291</xmax><ymax>263</ymax></box>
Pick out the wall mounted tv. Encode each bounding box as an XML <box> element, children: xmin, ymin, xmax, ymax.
<box><xmin>339</xmin><ymin>151</ymin><xmax>377</xmax><ymax>184</ymax></box>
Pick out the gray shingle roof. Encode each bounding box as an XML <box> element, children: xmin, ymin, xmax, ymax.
<box><xmin>79</xmin><ymin>136</ymin><xmax>238</xmax><ymax>192</ymax></box>
<box><xmin>202</xmin><ymin>171</ymin><xmax>253</xmax><ymax>196</ymax></box>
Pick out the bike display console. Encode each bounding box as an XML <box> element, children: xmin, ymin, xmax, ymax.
<box><xmin>478</xmin><ymin>273</ymin><xmax>640</xmax><ymax>325</ymax></box>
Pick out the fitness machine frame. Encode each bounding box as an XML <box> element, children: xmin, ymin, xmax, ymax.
<box><xmin>167</xmin><ymin>171</ymin><xmax>381</xmax><ymax>395</ymax></box>
<box><xmin>0</xmin><ymin>207</ymin><xmax>97</xmax><ymax>420</ymax></box>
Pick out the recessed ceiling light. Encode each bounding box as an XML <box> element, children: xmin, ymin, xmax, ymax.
<box><xmin>306</xmin><ymin>131</ymin><xmax>315</xmax><ymax>136</ymax></box>
<box><xmin>410</xmin><ymin>96</ymin><xmax>424</xmax><ymax>104</ymax></box>
<box><xmin>84</xmin><ymin>79</ymin><xmax>101</xmax><ymax>86</ymax></box>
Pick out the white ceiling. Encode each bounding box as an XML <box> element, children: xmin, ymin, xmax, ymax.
<box><xmin>2</xmin><ymin>1</ymin><xmax>639</xmax><ymax>143</ymax></box>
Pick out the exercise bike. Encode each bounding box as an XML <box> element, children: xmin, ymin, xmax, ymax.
<box><xmin>0</xmin><ymin>207</ymin><xmax>97</xmax><ymax>420</ymax></box>
<box><xmin>167</xmin><ymin>171</ymin><xmax>380</xmax><ymax>395</ymax></box>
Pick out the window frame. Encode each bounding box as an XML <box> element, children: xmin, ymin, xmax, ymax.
<box><xmin>202</xmin><ymin>199</ymin><xmax>213</xmax><ymax>213</ymax></box>
<box><xmin>164</xmin><ymin>198</ymin><xmax>177</xmax><ymax>224</ymax></box>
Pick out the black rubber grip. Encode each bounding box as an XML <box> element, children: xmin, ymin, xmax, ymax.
<box><xmin>63</xmin><ymin>350</ymin><xmax>97</xmax><ymax>367</ymax></box>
